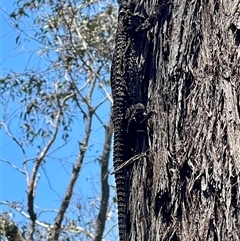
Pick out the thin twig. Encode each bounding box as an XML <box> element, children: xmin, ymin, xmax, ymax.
<box><xmin>111</xmin><ymin>149</ymin><xmax>149</xmax><ymax>175</ymax></box>
<box><xmin>0</xmin><ymin>158</ymin><xmax>25</xmax><ymax>175</ymax></box>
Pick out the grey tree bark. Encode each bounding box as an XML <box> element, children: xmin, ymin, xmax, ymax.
<box><xmin>128</xmin><ymin>0</ymin><xmax>240</xmax><ymax>240</ymax></box>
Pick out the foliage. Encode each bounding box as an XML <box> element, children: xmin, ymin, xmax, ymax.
<box><xmin>0</xmin><ymin>0</ymin><xmax>118</xmax><ymax>240</ymax></box>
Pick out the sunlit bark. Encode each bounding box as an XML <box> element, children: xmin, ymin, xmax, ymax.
<box><xmin>130</xmin><ymin>1</ymin><xmax>240</xmax><ymax>240</ymax></box>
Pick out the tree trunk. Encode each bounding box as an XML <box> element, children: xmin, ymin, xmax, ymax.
<box><xmin>129</xmin><ymin>0</ymin><xmax>240</xmax><ymax>240</ymax></box>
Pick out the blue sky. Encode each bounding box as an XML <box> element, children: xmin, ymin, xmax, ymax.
<box><xmin>0</xmin><ymin>0</ymin><xmax>116</xmax><ymax>237</ymax></box>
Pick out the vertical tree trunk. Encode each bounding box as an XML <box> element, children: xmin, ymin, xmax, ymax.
<box><xmin>129</xmin><ymin>0</ymin><xmax>240</xmax><ymax>240</ymax></box>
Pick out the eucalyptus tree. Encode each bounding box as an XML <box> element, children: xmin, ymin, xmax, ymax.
<box><xmin>0</xmin><ymin>0</ymin><xmax>119</xmax><ymax>240</ymax></box>
<box><xmin>2</xmin><ymin>0</ymin><xmax>240</xmax><ymax>240</ymax></box>
<box><xmin>118</xmin><ymin>0</ymin><xmax>240</xmax><ymax>240</ymax></box>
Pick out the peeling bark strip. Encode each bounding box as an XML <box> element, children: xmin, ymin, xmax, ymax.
<box><xmin>128</xmin><ymin>0</ymin><xmax>240</xmax><ymax>241</ymax></box>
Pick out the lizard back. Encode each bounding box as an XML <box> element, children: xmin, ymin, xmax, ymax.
<box><xmin>110</xmin><ymin>2</ymin><xmax>133</xmax><ymax>241</ymax></box>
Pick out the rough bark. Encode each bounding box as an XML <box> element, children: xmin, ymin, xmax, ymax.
<box><xmin>129</xmin><ymin>0</ymin><xmax>240</xmax><ymax>240</ymax></box>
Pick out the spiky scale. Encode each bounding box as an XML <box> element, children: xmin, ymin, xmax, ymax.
<box><xmin>110</xmin><ymin>3</ymin><xmax>132</xmax><ymax>241</ymax></box>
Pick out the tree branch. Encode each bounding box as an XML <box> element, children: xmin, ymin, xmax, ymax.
<box><xmin>1</xmin><ymin>201</ymin><xmax>107</xmax><ymax>241</ymax></box>
<box><xmin>27</xmin><ymin>83</ymin><xmax>69</xmax><ymax>240</ymax></box>
<box><xmin>94</xmin><ymin>118</ymin><xmax>113</xmax><ymax>241</ymax></box>
<box><xmin>50</xmin><ymin>73</ymin><xmax>96</xmax><ymax>240</ymax></box>
<box><xmin>0</xmin><ymin>158</ymin><xmax>25</xmax><ymax>175</ymax></box>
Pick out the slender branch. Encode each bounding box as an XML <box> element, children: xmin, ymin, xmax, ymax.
<box><xmin>50</xmin><ymin>72</ymin><xmax>96</xmax><ymax>240</ymax></box>
<box><xmin>1</xmin><ymin>201</ymin><xmax>107</xmax><ymax>240</ymax></box>
<box><xmin>0</xmin><ymin>158</ymin><xmax>25</xmax><ymax>174</ymax></box>
<box><xmin>27</xmin><ymin>84</ymin><xmax>70</xmax><ymax>240</ymax></box>
<box><xmin>0</xmin><ymin>122</ymin><xmax>26</xmax><ymax>156</ymax></box>
<box><xmin>111</xmin><ymin>150</ymin><xmax>149</xmax><ymax>175</ymax></box>
<box><xmin>94</xmin><ymin>118</ymin><xmax>113</xmax><ymax>241</ymax></box>
<box><xmin>99</xmin><ymin>82</ymin><xmax>113</xmax><ymax>104</ymax></box>
<box><xmin>0</xmin><ymin>7</ymin><xmax>47</xmax><ymax>51</ymax></box>
<box><xmin>0</xmin><ymin>121</ymin><xmax>30</xmax><ymax>190</ymax></box>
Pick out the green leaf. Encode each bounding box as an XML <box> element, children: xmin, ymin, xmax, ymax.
<box><xmin>18</xmin><ymin>8</ymin><xmax>29</xmax><ymax>17</ymax></box>
<box><xmin>9</xmin><ymin>12</ymin><xmax>17</xmax><ymax>19</ymax></box>
<box><xmin>16</xmin><ymin>35</ymin><xmax>20</xmax><ymax>44</ymax></box>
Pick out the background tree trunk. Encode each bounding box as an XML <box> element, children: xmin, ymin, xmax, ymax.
<box><xmin>130</xmin><ymin>0</ymin><xmax>240</xmax><ymax>240</ymax></box>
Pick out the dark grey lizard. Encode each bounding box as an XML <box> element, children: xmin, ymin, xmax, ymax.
<box><xmin>111</xmin><ymin>1</ymin><xmax>159</xmax><ymax>240</ymax></box>
<box><xmin>110</xmin><ymin>1</ymin><xmax>138</xmax><ymax>241</ymax></box>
